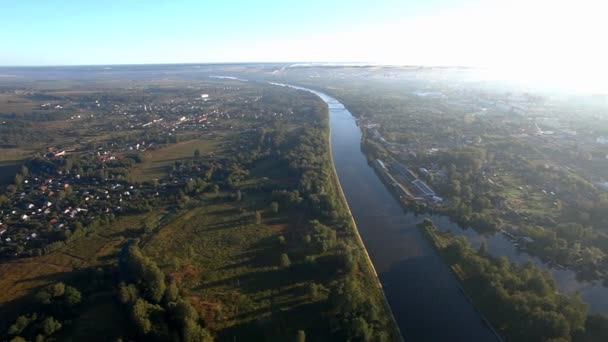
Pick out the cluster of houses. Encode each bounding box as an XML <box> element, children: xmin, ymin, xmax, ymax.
<box><xmin>0</xmin><ymin>160</ymin><xmax>164</xmax><ymax>257</ymax></box>
<box><xmin>1</xmin><ymin>135</ymin><xmax>246</xmax><ymax>258</ymax></box>
<box><xmin>0</xmin><ymin>84</ymin><xmax>308</xmax><ymax>258</ymax></box>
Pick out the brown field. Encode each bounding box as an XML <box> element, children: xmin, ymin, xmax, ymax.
<box><xmin>0</xmin><ymin>94</ymin><xmax>38</xmax><ymax>114</ymax></box>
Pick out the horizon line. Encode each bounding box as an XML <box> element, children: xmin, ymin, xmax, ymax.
<box><xmin>0</xmin><ymin>61</ymin><xmax>479</xmax><ymax>69</ymax></box>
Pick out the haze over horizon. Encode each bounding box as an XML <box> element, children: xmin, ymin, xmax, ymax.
<box><xmin>2</xmin><ymin>0</ymin><xmax>606</xmax><ymax>92</ymax></box>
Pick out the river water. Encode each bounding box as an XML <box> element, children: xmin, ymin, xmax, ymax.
<box><xmin>269</xmin><ymin>82</ymin><xmax>608</xmax><ymax>340</ymax></box>
<box><xmin>273</xmin><ymin>83</ymin><xmax>499</xmax><ymax>341</ymax></box>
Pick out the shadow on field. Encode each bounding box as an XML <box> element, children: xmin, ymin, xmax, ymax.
<box><xmin>196</xmin><ymin>262</ymin><xmax>322</xmax><ymax>295</ymax></box>
<box><xmin>220</xmin><ymin>235</ymin><xmax>281</xmax><ymax>270</ymax></box>
<box><xmin>140</xmin><ymin>166</ymin><xmax>168</xmax><ymax>175</ymax></box>
<box><xmin>201</xmin><ymin>218</ymin><xmax>249</xmax><ymax>232</ymax></box>
<box><xmin>215</xmin><ymin>300</ymin><xmax>332</xmax><ymax>342</ymax></box>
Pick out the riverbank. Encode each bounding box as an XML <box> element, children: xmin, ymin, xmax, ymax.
<box><xmin>282</xmin><ymin>83</ymin><xmax>499</xmax><ymax>341</ymax></box>
<box><xmin>359</xmin><ymin>129</ymin><xmax>608</xmax><ymax>314</ymax></box>
<box><xmin>276</xmin><ymin>82</ymin><xmax>403</xmax><ymax>341</ymax></box>
<box><xmin>417</xmin><ymin>219</ymin><xmax>593</xmax><ymax>341</ymax></box>
<box><xmin>417</xmin><ymin>221</ymin><xmax>503</xmax><ymax>341</ymax></box>
<box><xmin>326</xmin><ymin>107</ymin><xmax>404</xmax><ymax>342</ymax></box>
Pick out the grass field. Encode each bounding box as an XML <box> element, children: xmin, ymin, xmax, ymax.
<box><xmin>0</xmin><ymin>148</ymin><xmax>34</xmax><ymax>186</ymax></box>
<box><xmin>131</xmin><ymin>137</ymin><xmax>221</xmax><ymax>182</ymax></box>
<box><xmin>141</xmin><ymin>192</ymin><xmax>332</xmax><ymax>337</ymax></box>
<box><xmin>0</xmin><ymin>211</ymin><xmax>163</xmax><ymax>331</ymax></box>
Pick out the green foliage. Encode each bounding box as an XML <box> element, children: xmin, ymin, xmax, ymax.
<box><xmin>280</xmin><ymin>253</ymin><xmax>291</xmax><ymax>268</ymax></box>
<box><xmin>125</xmin><ymin>245</ymin><xmax>167</xmax><ymax>303</ymax></box>
<box><xmin>435</xmin><ymin>225</ymin><xmax>588</xmax><ymax>342</ymax></box>
<box><xmin>7</xmin><ymin>313</ymin><xmax>37</xmax><ymax>336</ymax></box>
<box><xmin>270</xmin><ymin>201</ymin><xmax>279</xmax><ymax>214</ymax></box>
<box><xmin>118</xmin><ymin>282</ymin><xmax>140</xmax><ymax>304</ymax></box>
<box><xmin>296</xmin><ymin>329</ymin><xmax>306</xmax><ymax>342</ymax></box>
<box><xmin>64</xmin><ymin>285</ymin><xmax>82</xmax><ymax>306</ymax></box>
<box><xmin>34</xmin><ymin>282</ymin><xmax>82</xmax><ymax>308</ymax></box>
<box><xmin>42</xmin><ymin>316</ymin><xmax>62</xmax><ymax>335</ymax></box>
<box><xmin>164</xmin><ymin>280</ymin><xmax>180</xmax><ymax>303</ymax></box>
<box><xmin>118</xmin><ymin>245</ymin><xmax>213</xmax><ymax>341</ymax></box>
<box><xmin>329</xmin><ymin>275</ymin><xmax>387</xmax><ymax>341</ymax></box>
<box><xmin>255</xmin><ymin>210</ymin><xmax>262</xmax><ymax>225</ymax></box>
<box><xmin>277</xmin><ymin>235</ymin><xmax>286</xmax><ymax>246</ymax></box>
<box><xmin>308</xmin><ymin>220</ymin><xmax>336</xmax><ymax>253</ymax></box>
<box><xmin>131</xmin><ymin>298</ymin><xmax>155</xmax><ymax>335</ymax></box>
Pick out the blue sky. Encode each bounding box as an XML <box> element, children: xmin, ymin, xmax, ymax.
<box><xmin>0</xmin><ymin>0</ymin><xmax>475</xmax><ymax>65</ymax></box>
<box><xmin>1</xmin><ymin>0</ymin><xmax>607</xmax><ymax>93</ymax></box>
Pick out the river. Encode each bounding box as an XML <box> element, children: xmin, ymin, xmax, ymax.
<box><xmin>268</xmin><ymin>81</ymin><xmax>608</xmax><ymax>340</ymax></box>
<box><xmin>271</xmin><ymin>83</ymin><xmax>500</xmax><ymax>341</ymax></box>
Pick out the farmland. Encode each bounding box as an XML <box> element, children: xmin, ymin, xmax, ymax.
<box><xmin>131</xmin><ymin>137</ymin><xmax>220</xmax><ymax>182</ymax></box>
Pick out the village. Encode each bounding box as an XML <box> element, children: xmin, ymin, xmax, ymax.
<box><xmin>0</xmin><ymin>80</ymin><xmax>297</xmax><ymax>259</ymax></box>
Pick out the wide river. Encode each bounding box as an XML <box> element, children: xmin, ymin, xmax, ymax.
<box><xmin>270</xmin><ymin>82</ymin><xmax>608</xmax><ymax>340</ymax></box>
<box><xmin>272</xmin><ymin>83</ymin><xmax>499</xmax><ymax>341</ymax></box>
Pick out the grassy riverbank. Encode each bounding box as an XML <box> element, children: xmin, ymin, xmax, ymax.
<box><xmin>326</xmin><ymin>101</ymin><xmax>403</xmax><ymax>342</ymax></box>
<box><xmin>417</xmin><ymin>219</ymin><xmax>608</xmax><ymax>342</ymax></box>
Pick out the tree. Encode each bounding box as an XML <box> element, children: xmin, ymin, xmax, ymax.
<box><xmin>308</xmin><ymin>283</ymin><xmax>321</xmax><ymax>300</ymax></box>
<box><xmin>352</xmin><ymin>316</ymin><xmax>373</xmax><ymax>341</ymax></box>
<box><xmin>182</xmin><ymin>318</ymin><xmax>213</xmax><ymax>342</ymax></box>
<box><xmin>277</xmin><ymin>236</ymin><xmax>286</xmax><ymax>247</ymax></box>
<box><xmin>280</xmin><ymin>253</ymin><xmax>291</xmax><ymax>268</ymax></box>
<box><xmin>450</xmin><ymin>179</ymin><xmax>461</xmax><ymax>196</ymax></box>
<box><xmin>64</xmin><ymin>286</ymin><xmax>82</xmax><ymax>306</ymax></box>
<box><xmin>211</xmin><ymin>184</ymin><xmax>220</xmax><ymax>195</ymax></box>
<box><xmin>271</xmin><ymin>201</ymin><xmax>279</xmax><ymax>214</ymax></box>
<box><xmin>42</xmin><ymin>316</ymin><xmax>62</xmax><ymax>335</ymax></box>
<box><xmin>20</xmin><ymin>165</ymin><xmax>29</xmax><ymax>177</ymax></box>
<box><xmin>8</xmin><ymin>314</ymin><xmax>37</xmax><ymax>336</ymax></box>
<box><xmin>255</xmin><ymin>210</ymin><xmax>262</xmax><ymax>225</ymax></box>
<box><xmin>165</xmin><ymin>280</ymin><xmax>180</xmax><ymax>303</ymax></box>
<box><xmin>34</xmin><ymin>290</ymin><xmax>53</xmax><ymax>305</ymax></box>
<box><xmin>119</xmin><ymin>283</ymin><xmax>140</xmax><ymax>304</ymax></box>
<box><xmin>194</xmin><ymin>149</ymin><xmax>201</xmax><ymax>158</ymax></box>
<box><xmin>296</xmin><ymin>330</ymin><xmax>306</xmax><ymax>342</ymax></box>
<box><xmin>126</xmin><ymin>245</ymin><xmax>167</xmax><ymax>303</ymax></box>
<box><xmin>14</xmin><ymin>173</ymin><xmax>24</xmax><ymax>186</ymax></box>
<box><xmin>131</xmin><ymin>299</ymin><xmax>153</xmax><ymax>334</ymax></box>
<box><xmin>309</xmin><ymin>220</ymin><xmax>336</xmax><ymax>253</ymax></box>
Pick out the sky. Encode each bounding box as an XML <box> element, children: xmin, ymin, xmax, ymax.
<box><xmin>1</xmin><ymin>0</ymin><xmax>607</xmax><ymax>91</ymax></box>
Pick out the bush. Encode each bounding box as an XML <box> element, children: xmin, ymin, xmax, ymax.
<box><xmin>280</xmin><ymin>253</ymin><xmax>291</xmax><ymax>268</ymax></box>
